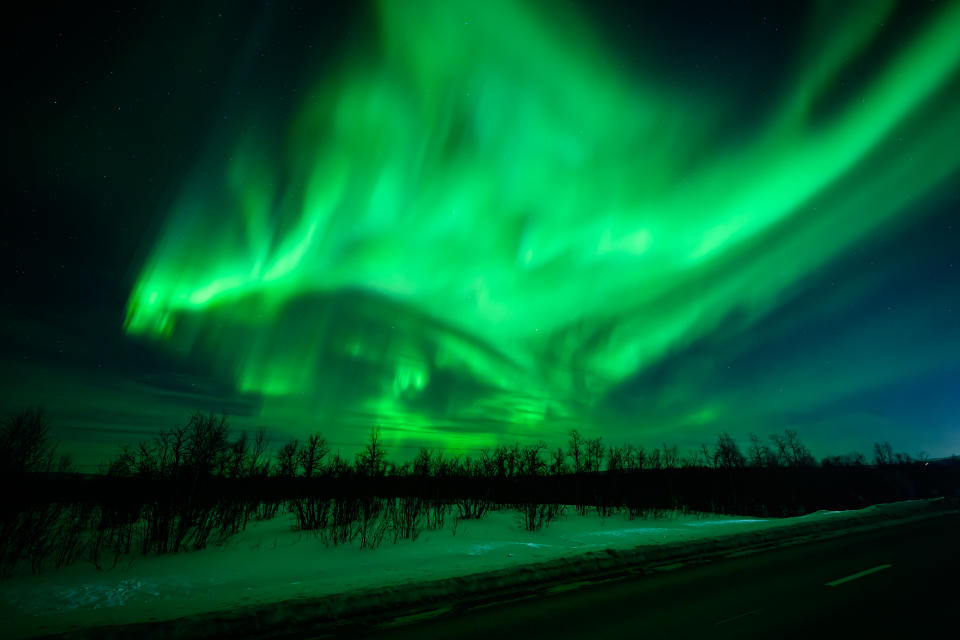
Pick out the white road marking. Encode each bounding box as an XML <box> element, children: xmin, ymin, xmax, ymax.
<box><xmin>379</xmin><ymin>606</ymin><xmax>452</xmax><ymax>628</ymax></box>
<box><xmin>714</xmin><ymin>609</ymin><xmax>761</xmax><ymax>626</ymax></box>
<box><xmin>546</xmin><ymin>576</ymin><xmax>625</xmax><ymax>594</ymax></box>
<box><xmin>825</xmin><ymin>564</ymin><xmax>893</xmax><ymax>587</ymax></box>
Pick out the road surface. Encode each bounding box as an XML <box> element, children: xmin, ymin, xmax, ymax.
<box><xmin>331</xmin><ymin>511</ymin><xmax>959</xmax><ymax>639</ymax></box>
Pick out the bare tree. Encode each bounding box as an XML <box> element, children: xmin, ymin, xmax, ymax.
<box><xmin>477</xmin><ymin>448</ymin><xmax>497</xmax><ymax>477</ymax></box>
<box><xmin>586</xmin><ymin>437</ymin><xmax>604</xmax><ymax>472</ymax></box>
<box><xmin>894</xmin><ymin>451</ymin><xmax>913</xmax><ymax>465</ymax></box>
<box><xmin>625</xmin><ymin>443</ymin><xmax>645</xmax><ymax>471</ymax></box>
<box><xmin>662</xmin><ymin>443</ymin><xmax>680</xmax><ymax>469</ymax></box>
<box><xmin>184</xmin><ymin>412</ymin><xmax>229</xmax><ymax>479</ymax></box>
<box><xmin>0</xmin><ymin>407</ymin><xmax>58</xmax><ymax>473</ymax></box>
<box><xmin>606</xmin><ymin>445</ymin><xmax>625</xmax><ymax>473</ymax></box>
<box><xmin>248</xmin><ymin>427</ymin><xmax>267</xmax><ymax>476</ymax></box>
<box><xmin>713</xmin><ymin>432</ymin><xmax>746</xmax><ymax>469</ymax></box>
<box><xmin>227</xmin><ymin>431</ymin><xmax>249</xmax><ymax>479</ymax></box>
<box><xmin>520</xmin><ymin>441</ymin><xmax>547</xmax><ymax>476</ymax></box>
<box><xmin>297</xmin><ymin>433</ymin><xmax>330</xmax><ymax>478</ymax></box>
<box><xmin>647</xmin><ymin>447</ymin><xmax>662</xmax><ymax>470</ymax></box>
<box><xmin>434</xmin><ymin>449</ymin><xmax>455</xmax><ymax>477</ymax></box>
<box><xmin>747</xmin><ymin>433</ymin><xmax>769</xmax><ymax>468</ymax></box>
<box><xmin>492</xmin><ymin>445</ymin><xmax>509</xmax><ymax>477</ymax></box>
<box><xmin>549</xmin><ymin>447</ymin><xmax>567</xmax><ymax>475</ymax></box>
<box><xmin>413</xmin><ymin>446</ymin><xmax>433</xmax><ymax>476</ymax></box>
<box><xmin>568</xmin><ymin>430</ymin><xmax>584</xmax><ymax>473</ymax></box>
<box><xmin>770</xmin><ymin>433</ymin><xmax>788</xmax><ymax>467</ymax></box>
<box><xmin>784</xmin><ymin>429</ymin><xmax>816</xmax><ymax>467</ymax></box>
<box><xmin>767</xmin><ymin>429</ymin><xmax>815</xmax><ymax>467</ymax></box>
<box><xmin>821</xmin><ymin>452</ymin><xmax>866</xmax><ymax>467</ymax></box>
<box><xmin>682</xmin><ymin>447</ymin><xmax>708</xmax><ymax>468</ymax></box>
<box><xmin>154</xmin><ymin>424</ymin><xmax>188</xmax><ymax>479</ymax></box>
<box><xmin>700</xmin><ymin>443</ymin><xmax>715</xmax><ymax>468</ymax></box>
<box><xmin>327</xmin><ymin>451</ymin><xmax>351</xmax><ymax>477</ymax></box>
<box><xmin>873</xmin><ymin>441</ymin><xmax>895</xmax><ymax>466</ymax></box>
<box><xmin>136</xmin><ymin>441</ymin><xmax>159</xmax><ymax>478</ymax></box>
<box><xmin>356</xmin><ymin>427</ymin><xmax>388</xmax><ymax>476</ymax></box>
<box><xmin>507</xmin><ymin>443</ymin><xmax>521</xmax><ymax>476</ymax></box>
<box><xmin>276</xmin><ymin>439</ymin><xmax>299</xmax><ymax>478</ymax></box>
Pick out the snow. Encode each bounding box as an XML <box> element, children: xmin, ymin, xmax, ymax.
<box><xmin>0</xmin><ymin>499</ymin><xmax>948</xmax><ymax>639</ymax></box>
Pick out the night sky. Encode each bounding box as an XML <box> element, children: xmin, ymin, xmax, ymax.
<box><xmin>4</xmin><ymin>0</ymin><xmax>959</xmax><ymax>471</ymax></box>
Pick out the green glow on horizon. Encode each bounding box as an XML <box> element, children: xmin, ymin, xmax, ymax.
<box><xmin>124</xmin><ymin>0</ymin><xmax>960</xmax><ymax>449</ymax></box>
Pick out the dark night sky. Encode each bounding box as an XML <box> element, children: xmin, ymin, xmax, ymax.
<box><xmin>3</xmin><ymin>1</ymin><xmax>959</xmax><ymax>470</ymax></box>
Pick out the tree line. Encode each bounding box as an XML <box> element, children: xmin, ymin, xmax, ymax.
<box><xmin>0</xmin><ymin>408</ymin><xmax>956</xmax><ymax>577</ymax></box>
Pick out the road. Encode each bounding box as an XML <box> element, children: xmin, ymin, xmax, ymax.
<box><xmin>333</xmin><ymin>511</ymin><xmax>959</xmax><ymax>639</ymax></box>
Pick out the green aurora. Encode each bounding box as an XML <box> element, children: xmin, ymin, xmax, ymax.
<box><xmin>116</xmin><ymin>0</ymin><xmax>960</xmax><ymax>454</ymax></box>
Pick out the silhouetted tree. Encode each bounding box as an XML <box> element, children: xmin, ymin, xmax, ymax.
<box><xmin>327</xmin><ymin>451</ymin><xmax>351</xmax><ymax>477</ymax></box>
<box><xmin>821</xmin><ymin>452</ymin><xmax>867</xmax><ymax>467</ymax></box>
<box><xmin>700</xmin><ymin>443</ymin><xmax>715</xmax><ymax>468</ymax></box>
<box><xmin>568</xmin><ymin>429</ymin><xmax>585</xmax><ymax>473</ymax></box>
<box><xmin>662</xmin><ymin>443</ymin><xmax>680</xmax><ymax>469</ymax></box>
<box><xmin>770</xmin><ymin>429</ymin><xmax>815</xmax><ymax>467</ymax></box>
<box><xmin>248</xmin><ymin>427</ymin><xmax>267</xmax><ymax>476</ymax></box>
<box><xmin>873</xmin><ymin>441</ymin><xmax>894</xmax><ymax>466</ymax></box>
<box><xmin>682</xmin><ymin>447</ymin><xmax>707</xmax><ymax>468</ymax></box>
<box><xmin>0</xmin><ymin>408</ymin><xmax>60</xmax><ymax>473</ymax></box>
<box><xmin>894</xmin><ymin>452</ymin><xmax>913</xmax><ymax>465</ymax></box>
<box><xmin>184</xmin><ymin>412</ymin><xmax>230</xmax><ymax>479</ymax></box>
<box><xmin>507</xmin><ymin>443</ymin><xmax>521</xmax><ymax>476</ymax></box>
<box><xmin>713</xmin><ymin>433</ymin><xmax>746</xmax><ymax>469</ymax></box>
<box><xmin>413</xmin><ymin>447</ymin><xmax>433</xmax><ymax>476</ymax></box>
<box><xmin>519</xmin><ymin>441</ymin><xmax>547</xmax><ymax>476</ymax></box>
<box><xmin>477</xmin><ymin>448</ymin><xmax>495</xmax><ymax>477</ymax></box>
<box><xmin>607</xmin><ymin>445</ymin><xmax>625</xmax><ymax>473</ymax></box>
<box><xmin>276</xmin><ymin>440</ymin><xmax>299</xmax><ymax>478</ymax></box>
<box><xmin>585</xmin><ymin>436</ymin><xmax>604</xmax><ymax>472</ymax></box>
<box><xmin>747</xmin><ymin>433</ymin><xmax>775</xmax><ymax>468</ymax></box>
<box><xmin>227</xmin><ymin>431</ymin><xmax>249</xmax><ymax>479</ymax></box>
<box><xmin>647</xmin><ymin>447</ymin><xmax>662</xmax><ymax>470</ymax></box>
<box><xmin>355</xmin><ymin>427</ymin><xmax>388</xmax><ymax>476</ymax></box>
<box><xmin>297</xmin><ymin>433</ymin><xmax>330</xmax><ymax>478</ymax></box>
<box><xmin>625</xmin><ymin>443</ymin><xmax>645</xmax><ymax>471</ymax></box>
<box><xmin>770</xmin><ymin>433</ymin><xmax>789</xmax><ymax>467</ymax></box>
<box><xmin>154</xmin><ymin>424</ymin><xmax>188</xmax><ymax>479</ymax></box>
<box><xmin>491</xmin><ymin>445</ymin><xmax>509</xmax><ymax>477</ymax></box>
<box><xmin>785</xmin><ymin>429</ymin><xmax>816</xmax><ymax>467</ymax></box>
<box><xmin>549</xmin><ymin>447</ymin><xmax>567</xmax><ymax>475</ymax></box>
<box><xmin>433</xmin><ymin>449</ymin><xmax>455</xmax><ymax>477</ymax></box>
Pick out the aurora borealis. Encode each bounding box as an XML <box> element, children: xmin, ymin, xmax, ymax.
<box><xmin>4</xmin><ymin>1</ymin><xmax>960</xmax><ymax>469</ymax></box>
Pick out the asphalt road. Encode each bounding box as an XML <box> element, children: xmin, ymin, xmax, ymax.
<box><xmin>339</xmin><ymin>511</ymin><xmax>959</xmax><ymax>639</ymax></box>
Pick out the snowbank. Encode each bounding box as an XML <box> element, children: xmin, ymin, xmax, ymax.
<box><xmin>1</xmin><ymin>498</ymin><xmax>952</xmax><ymax>639</ymax></box>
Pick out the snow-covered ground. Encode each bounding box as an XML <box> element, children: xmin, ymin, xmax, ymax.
<box><xmin>0</xmin><ymin>500</ymin><xmax>943</xmax><ymax>639</ymax></box>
